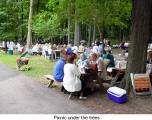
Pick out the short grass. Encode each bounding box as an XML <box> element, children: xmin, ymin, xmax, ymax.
<box><xmin>0</xmin><ymin>51</ymin><xmax>56</xmax><ymax>85</ymax></box>
<box><xmin>0</xmin><ymin>52</ymin><xmax>19</xmax><ymax>68</ymax></box>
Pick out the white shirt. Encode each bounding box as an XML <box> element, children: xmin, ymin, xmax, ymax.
<box><xmin>72</xmin><ymin>46</ymin><xmax>78</xmax><ymax>54</ymax></box>
<box><xmin>63</xmin><ymin>64</ymin><xmax>81</xmax><ymax>92</ymax></box>
<box><xmin>124</xmin><ymin>43</ymin><xmax>129</xmax><ymax>47</ymax></box>
<box><xmin>92</xmin><ymin>45</ymin><xmax>99</xmax><ymax>54</ymax></box>
<box><xmin>149</xmin><ymin>44</ymin><xmax>152</xmax><ymax>49</ymax></box>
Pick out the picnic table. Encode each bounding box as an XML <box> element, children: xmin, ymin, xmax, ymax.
<box><xmin>79</xmin><ymin>66</ymin><xmax>104</xmax><ymax>90</ymax></box>
<box><xmin>115</xmin><ymin>60</ymin><xmax>127</xmax><ymax>69</ymax></box>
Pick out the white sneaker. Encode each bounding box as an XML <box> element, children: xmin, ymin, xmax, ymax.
<box><xmin>79</xmin><ymin>96</ymin><xmax>87</xmax><ymax>100</ymax></box>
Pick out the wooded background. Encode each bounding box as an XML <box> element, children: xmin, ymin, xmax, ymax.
<box><xmin>0</xmin><ymin>0</ymin><xmax>132</xmax><ymax>46</ymax></box>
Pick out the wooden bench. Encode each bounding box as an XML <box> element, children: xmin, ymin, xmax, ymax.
<box><xmin>44</xmin><ymin>75</ymin><xmax>63</xmax><ymax>88</ymax></box>
<box><xmin>44</xmin><ymin>75</ymin><xmax>73</xmax><ymax>99</ymax></box>
<box><xmin>44</xmin><ymin>75</ymin><xmax>55</xmax><ymax>88</ymax></box>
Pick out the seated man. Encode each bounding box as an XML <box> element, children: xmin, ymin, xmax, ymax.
<box><xmin>53</xmin><ymin>51</ymin><xmax>68</xmax><ymax>93</ymax></box>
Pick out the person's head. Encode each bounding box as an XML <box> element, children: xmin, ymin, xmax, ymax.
<box><xmin>60</xmin><ymin>50</ymin><xmax>67</xmax><ymax>61</ymax></box>
<box><xmin>91</xmin><ymin>53</ymin><xmax>97</xmax><ymax>62</ymax></box>
<box><xmin>63</xmin><ymin>44</ymin><xmax>67</xmax><ymax>48</ymax></box>
<box><xmin>103</xmin><ymin>50</ymin><xmax>106</xmax><ymax>54</ymax></box>
<box><xmin>67</xmin><ymin>55</ymin><xmax>75</xmax><ymax>64</ymax></box>
<box><xmin>106</xmin><ymin>50</ymin><xmax>111</xmax><ymax>54</ymax></box>
<box><xmin>99</xmin><ymin>53</ymin><xmax>103</xmax><ymax>57</ymax></box>
<box><xmin>80</xmin><ymin>43</ymin><xmax>83</xmax><ymax>46</ymax></box>
<box><xmin>96</xmin><ymin>42</ymin><xmax>100</xmax><ymax>46</ymax></box>
<box><xmin>91</xmin><ymin>43</ymin><xmax>95</xmax><ymax>47</ymax></box>
<box><xmin>121</xmin><ymin>50</ymin><xmax>126</xmax><ymax>56</ymax></box>
<box><xmin>80</xmin><ymin>54</ymin><xmax>87</xmax><ymax>61</ymax></box>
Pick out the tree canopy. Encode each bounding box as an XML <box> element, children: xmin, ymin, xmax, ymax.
<box><xmin>0</xmin><ymin>0</ymin><xmax>132</xmax><ymax>45</ymax></box>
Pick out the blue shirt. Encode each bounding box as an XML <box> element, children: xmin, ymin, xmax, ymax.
<box><xmin>99</xmin><ymin>45</ymin><xmax>103</xmax><ymax>53</ymax></box>
<box><xmin>53</xmin><ymin>59</ymin><xmax>66</xmax><ymax>82</ymax></box>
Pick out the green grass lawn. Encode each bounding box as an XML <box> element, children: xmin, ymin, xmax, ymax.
<box><xmin>0</xmin><ymin>51</ymin><xmax>56</xmax><ymax>85</ymax></box>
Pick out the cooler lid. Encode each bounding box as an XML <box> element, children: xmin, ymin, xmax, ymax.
<box><xmin>107</xmin><ymin>87</ymin><xmax>126</xmax><ymax>97</ymax></box>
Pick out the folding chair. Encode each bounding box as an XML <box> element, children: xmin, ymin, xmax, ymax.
<box><xmin>110</xmin><ymin>68</ymin><xmax>125</xmax><ymax>87</ymax></box>
<box><xmin>130</xmin><ymin>73</ymin><xmax>152</xmax><ymax>96</ymax></box>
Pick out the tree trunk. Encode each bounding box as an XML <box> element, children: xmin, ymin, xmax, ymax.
<box><xmin>119</xmin><ymin>28</ymin><xmax>123</xmax><ymax>43</ymax></box>
<box><xmin>97</xmin><ymin>21</ymin><xmax>105</xmax><ymax>53</ymax></box>
<box><xmin>93</xmin><ymin>24</ymin><xmax>96</xmax><ymax>43</ymax></box>
<box><xmin>74</xmin><ymin>20</ymin><xmax>80</xmax><ymax>46</ymax></box>
<box><xmin>4</xmin><ymin>41</ymin><xmax>7</xmax><ymax>53</ymax></box>
<box><xmin>21</xmin><ymin>0</ymin><xmax>24</xmax><ymax>41</ymax></box>
<box><xmin>88</xmin><ymin>23</ymin><xmax>92</xmax><ymax>47</ymax></box>
<box><xmin>68</xmin><ymin>17</ymin><xmax>70</xmax><ymax>44</ymax></box>
<box><xmin>26</xmin><ymin>0</ymin><xmax>34</xmax><ymax>50</ymax></box>
<box><xmin>37</xmin><ymin>0</ymin><xmax>39</xmax><ymax>14</ymax></box>
<box><xmin>102</xmin><ymin>21</ymin><xmax>105</xmax><ymax>42</ymax></box>
<box><xmin>120</xmin><ymin>0</ymin><xmax>152</xmax><ymax>92</ymax></box>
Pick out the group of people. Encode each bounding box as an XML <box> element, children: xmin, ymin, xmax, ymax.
<box><xmin>53</xmin><ymin>50</ymin><xmax>86</xmax><ymax>99</ymax></box>
<box><xmin>52</xmin><ymin>40</ymin><xmax>125</xmax><ymax>99</ymax></box>
<box><xmin>0</xmin><ymin>41</ymin><xmax>25</xmax><ymax>55</ymax></box>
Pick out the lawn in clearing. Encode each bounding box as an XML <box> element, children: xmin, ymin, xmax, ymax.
<box><xmin>0</xmin><ymin>51</ymin><xmax>56</xmax><ymax>85</ymax></box>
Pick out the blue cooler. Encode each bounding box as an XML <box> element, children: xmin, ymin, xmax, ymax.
<box><xmin>107</xmin><ymin>87</ymin><xmax>127</xmax><ymax>103</ymax></box>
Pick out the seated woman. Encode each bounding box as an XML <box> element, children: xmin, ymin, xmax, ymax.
<box><xmin>77</xmin><ymin>54</ymin><xmax>88</xmax><ymax>73</ymax></box>
<box><xmin>147</xmin><ymin>50</ymin><xmax>152</xmax><ymax>64</ymax></box>
<box><xmin>118</xmin><ymin>50</ymin><xmax>128</xmax><ymax>60</ymax></box>
<box><xmin>63</xmin><ymin>55</ymin><xmax>87</xmax><ymax>99</ymax></box>
<box><xmin>102</xmin><ymin>50</ymin><xmax>115</xmax><ymax>67</ymax></box>
<box><xmin>85</xmin><ymin>53</ymin><xmax>106</xmax><ymax>90</ymax></box>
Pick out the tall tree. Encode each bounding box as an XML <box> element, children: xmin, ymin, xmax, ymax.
<box><xmin>93</xmin><ymin>24</ymin><xmax>96</xmax><ymax>43</ymax></box>
<box><xmin>74</xmin><ymin>20</ymin><xmax>80</xmax><ymax>46</ymax></box>
<box><xmin>68</xmin><ymin>17</ymin><xmax>70</xmax><ymax>44</ymax></box>
<box><xmin>26</xmin><ymin>0</ymin><xmax>34</xmax><ymax>49</ymax></box>
<box><xmin>121</xmin><ymin>0</ymin><xmax>152</xmax><ymax>92</ymax></box>
<box><xmin>88</xmin><ymin>23</ymin><xmax>92</xmax><ymax>46</ymax></box>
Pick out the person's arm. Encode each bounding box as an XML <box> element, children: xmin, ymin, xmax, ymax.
<box><xmin>73</xmin><ymin>64</ymin><xmax>81</xmax><ymax>77</ymax></box>
<box><xmin>97</xmin><ymin>59</ymin><xmax>104</xmax><ymax>72</ymax></box>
